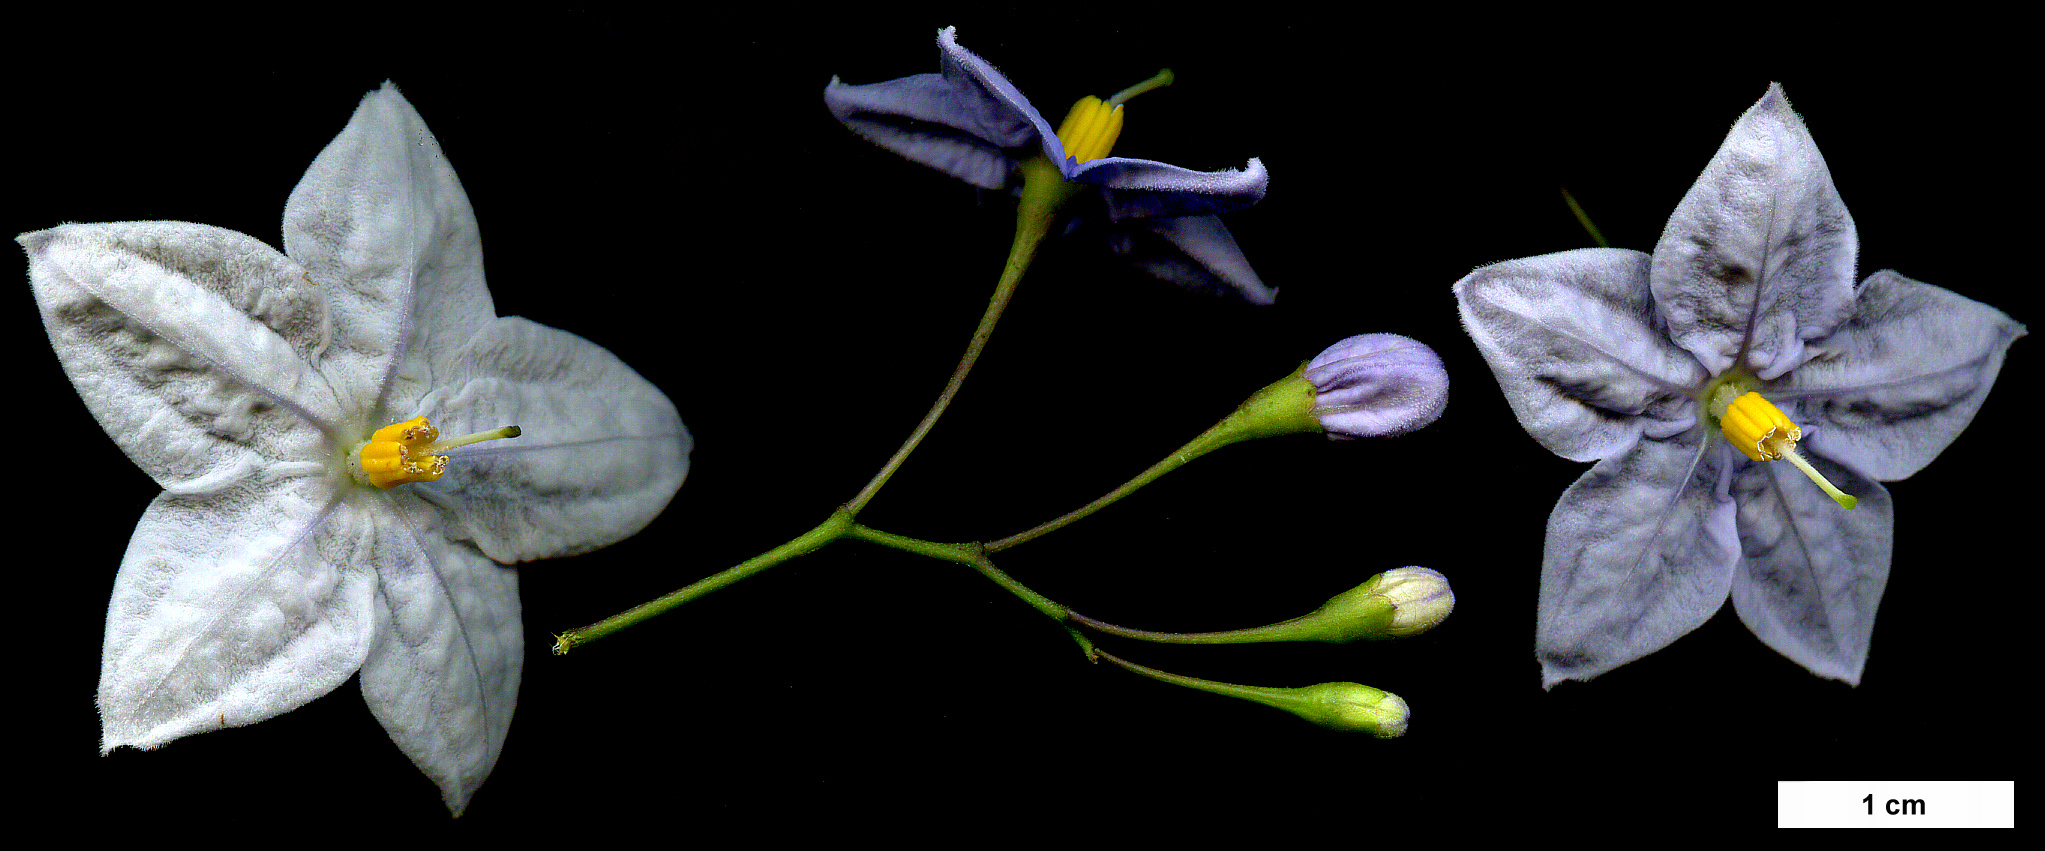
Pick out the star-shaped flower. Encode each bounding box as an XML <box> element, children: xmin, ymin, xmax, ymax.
<box><xmin>825</xmin><ymin>26</ymin><xmax>1274</xmax><ymax>303</ymax></box>
<box><xmin>1453</xmin><ymin>84</ymin><xmax>2023</xmax><ymax>688</ymax></box>
<box><xmin>21</xmin><ymin>82</ymin><xmax>689</xmax><ymax>814</ymax></box>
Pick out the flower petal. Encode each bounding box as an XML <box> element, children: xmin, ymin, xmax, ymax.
<box><xmin>1107</xmin><ymin>214</ymin><xmax>1277</xmax><ymax>304</ymax></box>
<box><xmin>823</xmin><ymin>27</ymin><xmax>1049</xmax><ymax>191</ymax></box>
<box><xmin>358</xmin><ymin>494</ymin><xmax>521</xmax><ymax>817</ymax></box>
<box><xmin>21</xmin><ymin>222</ymin><xmax>339</xmax><ymax>489</ymax></box>
<box><xmin>1776</xmin><ymin>270</ymin><xmax>2026</xmax><ymax>480</ymax></box>
<box><xmin>1728</xmin><ymin>453</ymin><xmax>1892</xmax><ymax>684</ymax></box>
<box><xmin>100</xmin><ymin>476</ymin><xmax>374</xmax><ymax>752</ymax></box>
<box><xmin>1075</xmin><ymin>156</ymin><xmax>1270</xmax><ymax>220</ymax></box>
<box><xmin>1455</xmin><ymin>247</ymin><xmax>1707</xmax><ymax>463</ymax></box>
<box><xmin>412</xmin><ymin>317</ymin><xmax>689</xmax><ymax>563</ymax></box>
<box><xmin>284</xmin><ymin>82</ymin><xmax>496</xmax><ymax>416</ymax></box>
<box><xmin>1650</xmin><ymin>83</ymin><xmax>1858</xmax><ymax>379</ymax></box>
<box><xmin>1538</xmin><ymin>432</ymin><xmax>1741</xmax><ymax>687</ymax></box>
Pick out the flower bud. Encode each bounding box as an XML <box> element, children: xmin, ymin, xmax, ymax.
<box><xmin>1291</xmin><ymin>682</ymin><xmax>1411</xmax><ymax>738</ymax></box>
<box><xmin>1303</xmin><ymin>333</ymin><xmax>1448</xmax><ymax>439</ymax></box>
<box><xmin>1093</xmin><ymin>650</ymin><xmax>1412</xmax><ymax>738</ymax></box>
<box><xmin>1372</xmin><ymin>566</ymin><xmax>1455</xmax><ymax>637</ymax></box>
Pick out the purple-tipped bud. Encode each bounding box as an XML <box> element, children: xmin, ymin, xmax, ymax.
<box><xmin>1303</xmin><ymin>334</ymin><xmax>1448</xmax><ymax>440</ymax></box>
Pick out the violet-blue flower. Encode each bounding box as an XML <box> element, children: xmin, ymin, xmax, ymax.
<box><xmin>825</xmin><ymin>26</ymin><xmax>1273</xmax><ymax>303</ymax></box>
<box><xmin>1453</xmin><ymin>84</ymin><xmax>2024</xmax><ymax>688</ymax></box>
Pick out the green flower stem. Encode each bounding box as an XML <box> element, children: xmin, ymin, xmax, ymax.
<box><xmin>845</xmin><ymin>525</ymin><xmax>1064</xmax><ymax>620</ymax></box>
<box><xmin>844</xmin><ymin>156</ymin><xmax>1077</xmax><ymax>516</ymax></box>
<box><xmin>552</xmin><ymin>509</ymin><xmax>855</xmax><ymax>654</ymax></box>
<box><xmin>1561</xmin><ymin>187</ymin><xmax>1609</xmax><ymax>248</ymax></box>
<box><xmin>1067</xmin><ymin>610</ymin><xmax>1320</xmax><ymax>644</ymax></box>
<box><xmin>984</xmin><ymin>363</ymin><xmax>1317</xmax><ymax>553</ymax></box>
<box><xmin>1094</xmin><ymin>647</ymin><xmax>1280</xmax><ymax>702</ymax></box>
<box><xmin>843</xmin><ymin>523</ymin><xmax>1096</xmax><ymax>658</ymax></box>
<box><xmin>555</xmin><ymin>508</ymin><xmax>1096</xmax><ymax>655</ymax></box>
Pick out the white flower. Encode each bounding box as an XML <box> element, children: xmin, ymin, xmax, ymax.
<box><xmin>19</xmin><ymin>82</ymin><xmax>689</xmax><ymax>815</ymax></box>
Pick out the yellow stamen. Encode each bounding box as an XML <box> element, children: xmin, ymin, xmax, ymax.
<box><xmin>1049</xmin><ymin>69</ymin><xmax>1173</xmax><ymax>167</ymax></box>
<box><xmin>356</xmin><ymin>416</ymin><xmax>521</xmax><ymax>489</ymax></box>
<box><xmin>1718</xmin><ymin>392</ymin><xmax>1857</xmax><ymax>510</ymax></box>
<box><xmin>1054</xmin><ymin>96</ymin><xmax>1123</xmax><ymax>165</ymax></box>
<box><xmin>1720</xmin><ymin>391</ymin><xmax>1798</xmax><ymax>462</ymax></box>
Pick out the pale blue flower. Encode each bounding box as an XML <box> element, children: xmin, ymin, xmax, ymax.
<box><xmin>1454</xmin><ymin>84</ymin><xmax>2024</xmax><ymax>687</ymax></box>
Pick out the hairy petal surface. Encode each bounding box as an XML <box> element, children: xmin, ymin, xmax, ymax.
<box><xmin>822</xmin><ymin>27</ymin><xmax>1045</xmax><ymax>190</ymax></box>
<box><xmin>1777</xmin><ymin>270</ymin><xmax>2026</xmax><ymax>479</ymax></box>
<box><xmin>1729</xmin><ymin>449</ymin><xmax>1891</xmax><ymax>683</ymax></box>
<box><xmin>1538</xmin><ymin>433</ymin><xmax>1740</xmax><ymax>687</ymax></box>
<box><xmin>412</xmin><ymin>317</ymin><xmax>690</xmax><ymax>563</ymax></box>
<box><xmin>1650</xmin><ymin>83</ymin><xmax>1858</xmax><ymax>378</ymax></box>
<box><xmin>1077</xmin><ymin>156</ymin><xmax>1270</xmax><ymax>220</ymax></box>
<box><xmin>284</xmin><ymin>82</ymin><xmax>495</xmax><ymax>416</ymax></box>
<box><xmin>358</xmin><ymin>493</ymin><xmax>521</xmax><ymax>816</ymax></box>
<box><xmin>100</xmin><ymin>475</ymin><xmax>374</xmax><ymax>751</ymax></box>
<box><xmin>1457</xmin><ymin>248</ymin><xmax>1707</xmax><ymax>463</ymax></box>
<box><xmin>23</xmin><ymin>223</ymin><xmax>338</xmax><ymax>487</ymax></box>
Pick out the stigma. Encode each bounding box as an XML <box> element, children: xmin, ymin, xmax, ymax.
<box><xmin>1718</xmin><ymin>392</ymin><xmax>1857</xmax><ymax>510</ymax></box>
<box><xmin>355</xmin><ymin>416</ymin><xmax>521</xmax><ymax>489</ymax></box>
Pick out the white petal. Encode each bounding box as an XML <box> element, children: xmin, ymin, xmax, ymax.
<box><xmin>1729</xmin><ymin>454</ymin><xmax>1892</xmax><ymax>684</ymax></box>
<box><xmin>1455</xmin><ymin>247</ymin><xmax>1707</xmax><ymax>463</ymax></box>
<box><xmin>412</xmin><ymin>317</ymin><xmax>689</xmax><ymax>562</ymax></box>
<box><xmin>1650</xmin><ymin>83</ymin><xmax>1858</xmax><ymax>378</ymax></box>
<box><xmin>21</xmin><ymin>223</ymin><xmax>339</xmax><ymax>489</ymax></box>
<box><xmin>1538</xmin><ymin>431</ymin><xmax>1741</xmax><ymax>687</ymax></box>
<box><xmin>284</xmin><ymin>82</ymin><xmax>495</xmax><ymax>416</ymax></box>
<box><xmin>100</xmin><ymin>476</ymin><xmax>373</xmax><ymax>752</ymax></box>
<box><xmin>358</xmin><ymin>494</ymin><xmax>521</xmax><ymax>817</ymax></box>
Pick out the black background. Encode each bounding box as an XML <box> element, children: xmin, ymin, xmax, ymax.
<box><xmin>15</xmin><ymin>10</ymin><xmax>2028</xmax><ymax>836</ymax></box>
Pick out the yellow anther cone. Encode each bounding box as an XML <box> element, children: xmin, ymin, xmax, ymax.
<box><xmin>1054</xmin><ymin>96</ymin><xmax>1123</xmax><ymax>165</ymax></box>
<box><xmin>356</xmin><ymin>416</ymin><xmax>521</xmax><ymax>489</ymax></box>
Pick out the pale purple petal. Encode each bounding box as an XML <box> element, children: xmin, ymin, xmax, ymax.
<box><xmin>823</xmin><ymin>27</ymin><xmax>1051</xmax><ymax>190</ymax></box>
<box><xmin>1455</xmin><ymin>247</ymin><xmax>1708</xmax><ymax>463</ymax></box>
<box><xmin>1650</xmin><ymin>83</ymin><xmax>1858</xmax><ymax>379</ymax></box>
<box><xmin>1774</xmin><ymin>270</ymin><xmax>2026</xmax><ymax>479</ymax></box>
<box><xmin>1538</xmin><ymin>432</ymin><xmax>1741</xmax><ymax>687</ymax></box>
<box><xmin>1729</xmin><ymin>452</ymin><xmax>1892</xmax><ymax>684</ymax></box>
<box><xmin>1109</xmin><ymin>214</ymin><xmax>1276</xmax><ymax>304</ymax></box>
<box><xmin>1075</xmin><ymin>156</ymin><xmax>1269</xmax><ymax>219</ymax></box>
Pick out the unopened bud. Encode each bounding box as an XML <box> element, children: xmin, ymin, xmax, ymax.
<box><xmin>1291</xmin><ymin>682</ymin><xmax>1411</xmax><ymax>738</ymax></box>
<box><xmin>1372</xmin><ymin>566</ymin><xmax>1455</xmax><ymax>637</ymax></box>
<box><xmin>1303</xmin><ymin>334</ymin><xmax>1448</xmax><ymax>439</ymax></box>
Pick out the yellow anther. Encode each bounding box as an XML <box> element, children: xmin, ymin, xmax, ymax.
<box><xmin>1054</xmin><ymin>95</ymin><xmax>1124</xmax><ymax>165</ymax></box>
<box><xmin>1717</xmin><ymin>391</ymin><xmax>1856</xmax><ymax>510</ymax></box>
<box><xmin>355</xmin><ymin>416</ymin><xmax>521</xmax><ymax>489</ymax></box>
<box><xmin>358</xmin><ymin>416</ymin><xmax>450</xmax><ymax>488</ymax></box>
<box><xmin>1720</xmin><ymin>391</ymin><xmax>1801</xmax><ymax>462</ymax></box>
